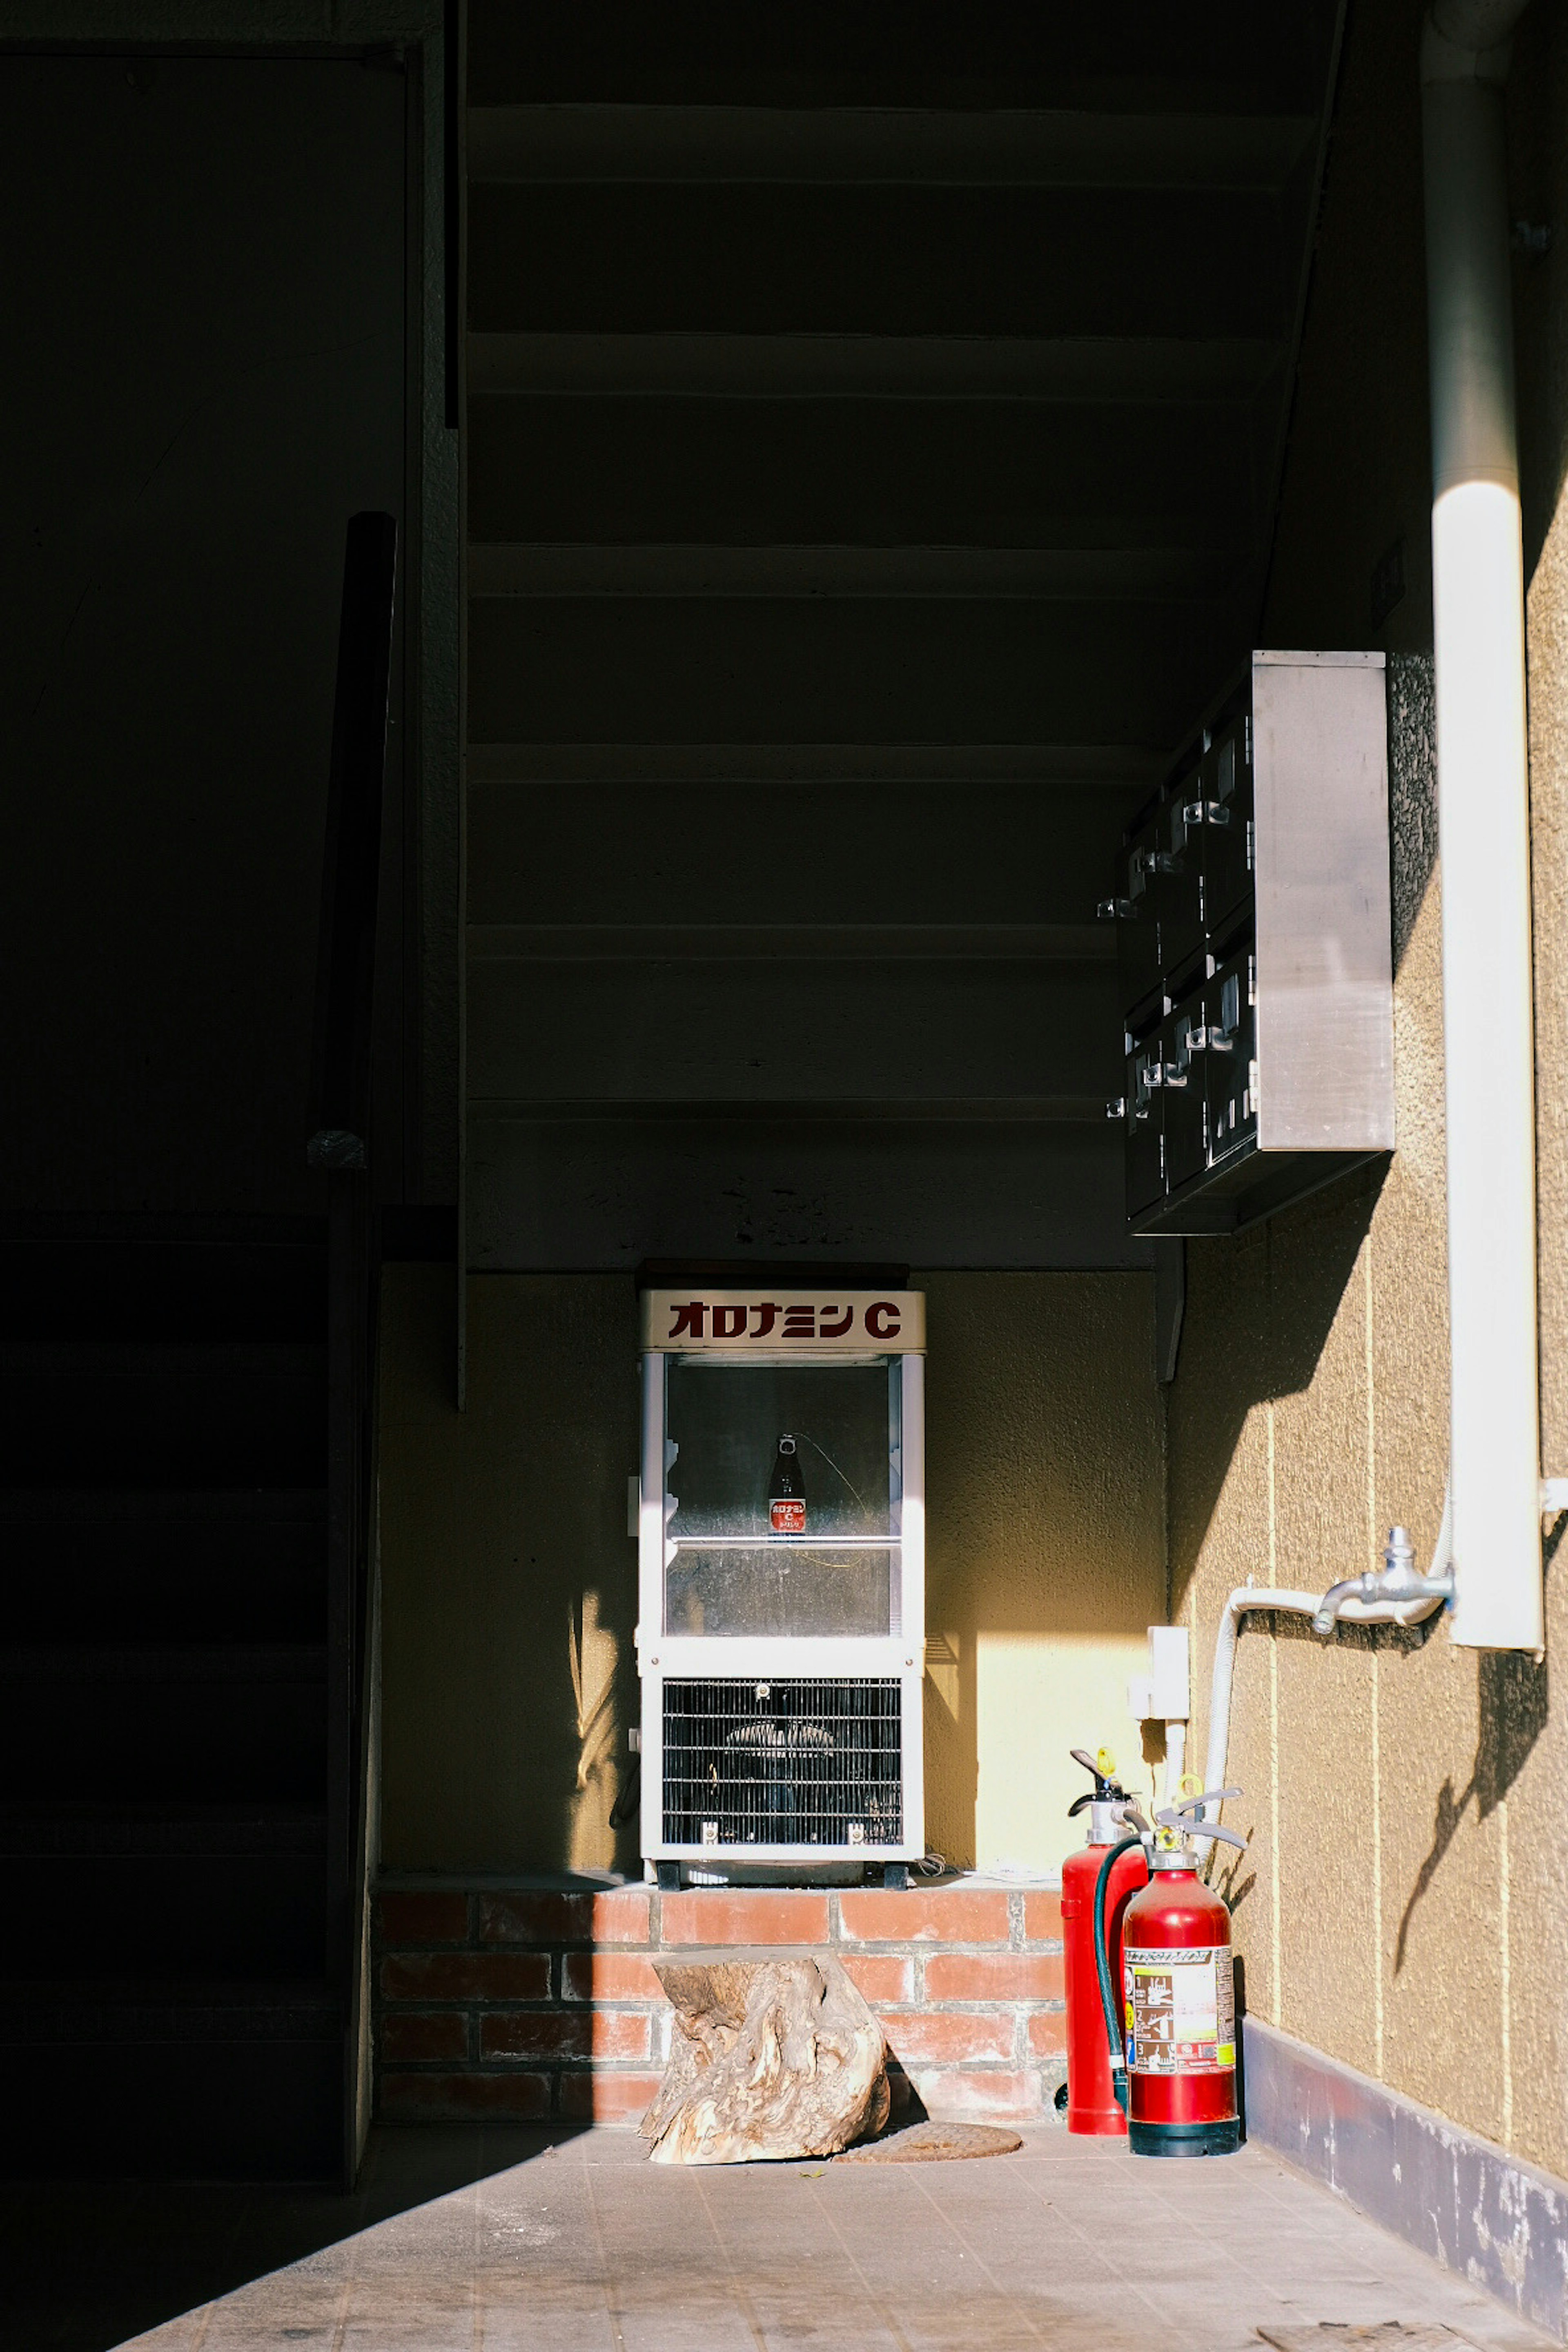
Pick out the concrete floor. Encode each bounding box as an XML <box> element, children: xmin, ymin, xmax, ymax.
<box><xmin>12</xmin><ymin>2125</ymin><xmax>1554</xmax><ymax>2352</ymax></box>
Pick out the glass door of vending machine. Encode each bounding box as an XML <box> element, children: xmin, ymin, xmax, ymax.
<box><xmin>636</xmin><ymin>1288</ymin><xmax>925</xmax><ymax>1881</ymax></box>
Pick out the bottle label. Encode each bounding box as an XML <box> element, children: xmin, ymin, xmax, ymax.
<box><xmin>771</xmin><ymin>1499</ymin><xmax>806</xmax><ymax>1533</ymax></box>
<box><xmin>1123</xmin><ymin>1944</ymin><xmax>1235</xmax><ymax>2074</ymax></box>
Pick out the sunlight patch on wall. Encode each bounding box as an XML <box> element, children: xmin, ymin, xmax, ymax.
<box><xmin>568</xmin><ymin>1590</ymin><xmax>621</xmax><ymax>1872</ymax></box>
<box><xmin>975</xmin><ymin>1629</ymin><xmax>1152</xmax><ymax>1876</ymax></box>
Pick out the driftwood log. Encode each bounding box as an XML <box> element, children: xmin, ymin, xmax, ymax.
<box><xmin>641</xmin><ymin>1950</ymin><xmax>890</xmax><ymax>2164</ymax></box>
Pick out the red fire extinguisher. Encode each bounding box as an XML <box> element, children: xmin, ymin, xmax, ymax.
<box><xmin>1061</xmin><ymin>1747</ymin><xmax>1148</xmax><ymax>2135</ymax></box>
<box><xmin>1092</xmin><ymin>1785</ymin><xmax>1248</xmax><ymax>2158</ymax></box>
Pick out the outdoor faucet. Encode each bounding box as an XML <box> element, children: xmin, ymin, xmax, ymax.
<box><xmin>1311</xmin><ymin>1525</ymin><xmax>1455</xmax><ymax>1636</ymax></box>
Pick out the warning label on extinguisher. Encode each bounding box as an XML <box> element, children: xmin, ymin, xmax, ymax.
<box><xmin>1123</xmin><ymin>1945</ymin><xmax>1235</xmax><ymax>2074</ymax></box>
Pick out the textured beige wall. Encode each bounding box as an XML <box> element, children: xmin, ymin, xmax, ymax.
<box><xmin>378</xmin><ymin>1267</ymin><xmax>641</xmax><ymax>1874</ymax></box>
<box><xmin>379</xmin><ymin>1268</ymin><xmax>1166</xmax><ymax>1881</ymax></box>
<box><xmin>1169</xmin><ymin>0</ymin><xmax>1568</xmax><ymax>2178</ymax></box>
<box><xmin>922</xmin><ymin>1274</ymin><xmax>1165</xmax><ymax>1872</ymax></box>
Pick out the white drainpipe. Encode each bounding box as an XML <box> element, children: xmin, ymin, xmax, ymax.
<box><xmin>1423</xmin><ymin>0</ymin><xmax>1545</xmax><ymax>1651</ymax></box>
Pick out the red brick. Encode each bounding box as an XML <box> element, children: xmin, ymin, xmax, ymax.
<box><xmin>924</xmin><ymin>1953</ymin><xmax>1064</xmax><ymax>2002</ymax></box>
<box><xmin>911</xmin><ymin>2069</ymin><xmax>1042</xmax><ymax>2122</ymax></box>
<box><xmin>559</xmin><ymin>2071</ymin><xmax>662</xmax><ymax>2124</ymax></box>
<box><xmin>479</xmin><ymin>1891</ymin><xmax>594</xmax><ymax>1944</ymax></box>
<box><xmin>840</xmin><ymin>1954</ymin><xmax>917</xmax><ymax>2004</ymax></box>
<box><xmin>380</xmin><ymin>2070</ymin><xmax>550</xmax><ymax>2122</ymax></box>
<box><xmin>591</xmin><ymin>1887</ymin><xmax>653</xmax><ymax>1944</ymax></box>
<box><xmin>563</xmin><ymin>1951</ymin><xmax>664</xmax><ymax>2002</ymax></box>
<box><xmin>479</xmin><ymin>2012</ymin><xmax>586</xmax><ymax>2061</ymax></box>
<box><xmin>480</xmin><ymin>2010</ymin><xmax>650</xmax><ymax>2062</ymax></box>
<box><xmin>839</xmin><ymin>1888</ymin><xmax>1009</xmax><ymax>1944</ymax></box>
<box><xmin>661</xmin><ymin>1890</ymin><xmax>830</xmax><ymax>1947</ymax></box>
<box><xmin>381</xmin><ymin>1952</ymin><xmax>550</xmax><ymax>2003</ymax></box>
<box><xmin>381</xmin><ymin>2011</ymin><xmax>468</xmax><ymax>2064</ymax></box>
<box><xmin>1027</xmin><ymin>2011</ymin><xmax>1067</xmax><ymax>2056</ymax></box>
<box><xmin>878</xmin><ymin>2011</ymin><xmax>1014</xmax><ymax>2067</ymax></box>
<box><xmin>477</xmin><ymin>1886</ymin><xmax>652</xmax><ymax>1946</ymax></box>
<box><xmin>377</xmin><ymin>1891</ymin><xmax>469</xmax><ymax>1946</ymax></box>
<box><xmin>1022</xmin><ymin>1891</ymin><xmax>1064</xmax><ymax>1944</ymax></box>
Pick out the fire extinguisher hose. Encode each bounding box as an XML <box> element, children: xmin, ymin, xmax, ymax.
<box><xmin>1091</xmin><ymin>1833</ymin><xmax>1143</xmax><ymax>2116</ymax></box>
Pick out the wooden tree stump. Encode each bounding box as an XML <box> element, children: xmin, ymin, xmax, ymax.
<box><xmin>641</xmin><ymin>1950</ymin><xmax>890</xmax><ymax>2165</ymax></box>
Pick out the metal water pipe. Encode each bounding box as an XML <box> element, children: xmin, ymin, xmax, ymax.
<box><xmin>1422</xmin><ymin>0</ymin><xmax>1545</xmax><ymax>1650</ymax></box>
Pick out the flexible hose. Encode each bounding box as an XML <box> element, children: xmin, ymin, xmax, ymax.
<box><xmin>1091</xmin><ymin>1833</ymin><xmax>1143</xmax><ymax>2115</ymax></box>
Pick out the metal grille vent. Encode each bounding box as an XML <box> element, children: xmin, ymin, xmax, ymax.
<box><xmin>662</xmin><ymin>1677</ymin><xmax>902</xmax><ymax>1849</ymax></box>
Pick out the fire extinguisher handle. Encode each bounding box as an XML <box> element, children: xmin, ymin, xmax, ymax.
<box><xmin>1159</xmin><ymin>1787</ymin><xmax>1242</xmax><ymax>1824</ymax></box>
<box><xmin>1187</xmin><ymin>1822</ymin><xmax>1247</xmax><ymax>1852</ymax></box>
<box><xmin>1090</xmin><ymin>1833</ymin><xmax>1144</xmax><ymax>2117</ymax></box>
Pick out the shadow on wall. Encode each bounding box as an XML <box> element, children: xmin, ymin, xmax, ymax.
<box><xmin>1394</xmin><ymin>1528</ymin><xmax>1557</xmax><ymax>1971</ymax></box>
<box><xmin>377</xmin><ymin>1268</ymin><xmax>642</xmax><ymax>1876</ymax></box>
<box><xmin>1167</xmin><ymin>1163</ymin><xmax>1389</xmax><ymax>1632</ymax></box>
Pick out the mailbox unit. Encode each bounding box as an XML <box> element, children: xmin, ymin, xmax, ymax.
<box><xmin>1102</xmin><ymin>651</ymin><xmax>1394</xmax><ymax>1236</ymax></box>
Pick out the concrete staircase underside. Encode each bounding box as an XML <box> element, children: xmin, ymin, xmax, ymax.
<box><xmin>461</xmin><ymin>4</ymin><xmax>1343</xmax><ymax>1271</ymax></box>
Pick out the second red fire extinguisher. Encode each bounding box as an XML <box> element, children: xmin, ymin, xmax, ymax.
<box><xmin>1061</xmin><ymin>1747</ymin><xmax>1148</xmax><ymax>2135</ymax></box>
<box><xmin>1091</xmin><ymin>1784</ymin><xmax>1249</xmax><ymax>2158</ymax></box>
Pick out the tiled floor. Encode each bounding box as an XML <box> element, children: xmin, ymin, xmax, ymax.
<box><xmin>9</xmin><ymin>2127</ymin><xmax>1554</xmax><ymax>2352</ymax></box>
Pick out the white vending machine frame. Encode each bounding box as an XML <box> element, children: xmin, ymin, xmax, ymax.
<box><xmin>636</xmin><ymin>1287</ymin><xmax>926</xmax><ymax>1871</ymax></box>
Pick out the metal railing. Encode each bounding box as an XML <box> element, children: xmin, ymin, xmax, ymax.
<box><xmin>307</xmin><ymin>511</ymin><xmax>397</xmax><ymax>2185</ymax></box>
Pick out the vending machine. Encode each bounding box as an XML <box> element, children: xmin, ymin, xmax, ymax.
<box><xmin>636</xmin><ymin>1285</ymin><xmax>926</xmax><ymax>1885</ymax></box>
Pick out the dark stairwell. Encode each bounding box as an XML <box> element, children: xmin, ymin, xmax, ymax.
<box><xmin>0</xmin><ymin>1223</ymin><xmax>341</xmax><ymax>2178</ymax></box>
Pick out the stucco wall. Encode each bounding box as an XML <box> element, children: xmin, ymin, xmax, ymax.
<box><xmin>922</xmin><ymin>1274</ymin><xmax>1165</xmax><ymax>1872</ymax></box>
<box><xmin>1170</xmin><ymin>0</ymin><xmax>1568</xmax><ymax>2180</ymax></box>
<box><xmin>378</xmin><ymin>1267</ymin><xmax>1165</xmax><ymax>1879</ymax></box>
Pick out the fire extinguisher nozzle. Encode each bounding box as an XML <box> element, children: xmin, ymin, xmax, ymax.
<box><xmin>1091</xmin><ymin>1831</ymin><xmax>1145</xmax><ymax>2092</ymax></box>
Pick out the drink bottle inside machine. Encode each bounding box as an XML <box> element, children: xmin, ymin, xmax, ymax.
<box><xmin>768</xmin><ymin>1436</ymin><xmax>806</xmax><ymax>1533</ymax></box>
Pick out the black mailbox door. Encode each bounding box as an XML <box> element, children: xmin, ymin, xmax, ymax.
<box><xmin>1204</xmin><ymin>947</ymin><xmax>1256</xmax><ymax>1167</ymax></box>
<box><xmin>1161</xmin><ymin>998</ymin><xmax>1207</xmax><ymax>1192</ymax></box>
<box><xmin>1201</xmin><ymin>713</ymin><xmax>1253</xmax><ymax>944</ymax></box>
<box><xmin>1124</xmin><ymin>1040</ymin><xmax>1165</xmax><ymax>1216</ymax></box>
<box><xmin>1154</xmin><ymin>781</ymin><xmax>1203</xmax><ymax>982</ymax></box>
<box><xmin>1114</xmin><ymin>813</ymin><xmax>1164</xmax><ymax>1020</ymax></box>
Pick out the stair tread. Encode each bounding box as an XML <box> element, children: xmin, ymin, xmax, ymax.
<box><xmin>0</xmin><ymin>1980</ymin><xmax>341</xmax><ymax>2040</ymax></box>
<box><xmin>0</xmin><ymin>1486</ymin><xmax>327</xmax><ymax>1521</ymax></box>
<box><xmin>0</xmin><ymin>1340</ymin><xmax>325</xmax><ymax>1376</ymax></box>
<box><xmin>0</xmin><ymin>1642</ymin><xmax>328</xmax><ymax>1679</ymax></box>
<box><xmin>0</xmin><ymin>1801</ymin><xmax>328</xmax><ymax>1855</ymax></box>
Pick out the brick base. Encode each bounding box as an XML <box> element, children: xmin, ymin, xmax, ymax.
<box><xmin>375</xmin><ymin>1877</ymin><xmax>1065</xmax><ymax>2128</ymax></box>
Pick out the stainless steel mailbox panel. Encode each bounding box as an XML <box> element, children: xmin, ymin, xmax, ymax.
<box><xmin>1106</xmin><ymin>651</ymin><xmax>1394</xmax><ymax>1237</ymax></box>
<box><xmin>1252</xmin><ymin>654</ymin><xmax>1394</xmax><ymax>1155</ymax></box>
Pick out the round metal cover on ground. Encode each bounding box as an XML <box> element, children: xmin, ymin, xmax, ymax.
<box><xmin>838</xmin><ymin>2122</ymin><xmax>1022</xmax><ymax>2163</ymax></box>
<box><xmin>1258</xmin><ymin>2333</ymin><xmax>1481</xmax><ymax>2351</ymax></box>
